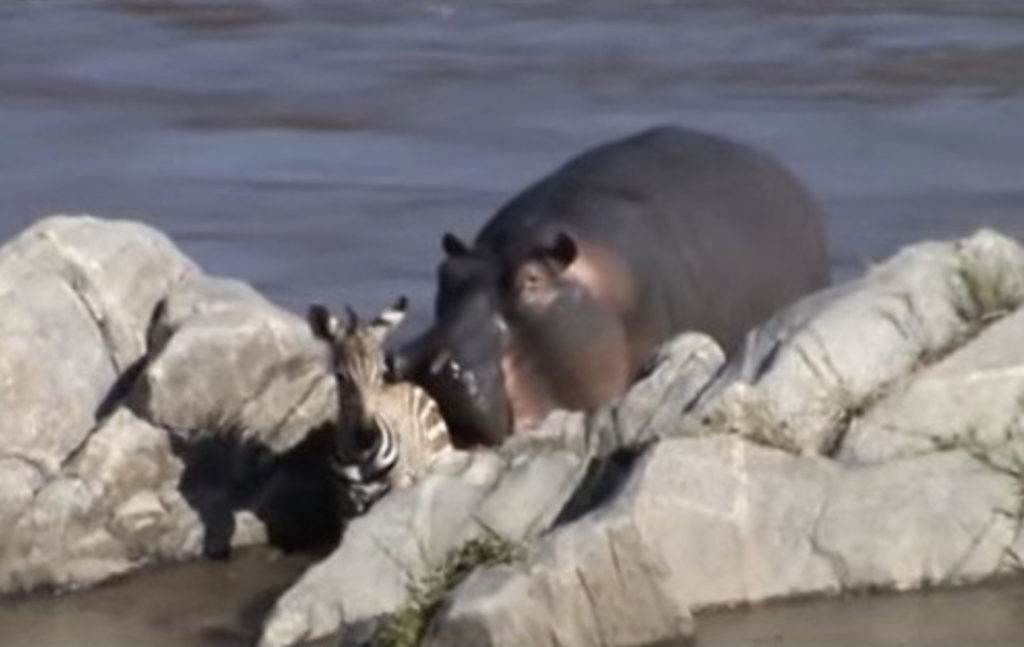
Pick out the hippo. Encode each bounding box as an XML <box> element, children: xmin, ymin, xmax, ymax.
<box><xmin>388</xmin><ymin>125</ymin><xmax>829</xmax><ymax>447</ymax></box>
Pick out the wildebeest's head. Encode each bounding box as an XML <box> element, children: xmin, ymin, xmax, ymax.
<box><xmin>388</xmin><ymin>229</ymin><xmax>581</xmax><ymax>447</ymax></box>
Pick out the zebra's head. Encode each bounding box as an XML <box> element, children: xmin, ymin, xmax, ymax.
<box><xmin>308</xmin><ymin>295</ymin><xmax>409</xmax><ymax>390</ymax></box>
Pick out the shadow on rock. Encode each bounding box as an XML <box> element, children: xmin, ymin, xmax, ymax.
<box><xmin>551</xmin><ymin>439</ymin><xmax>656</xmax><ymax>528</ymax></box>
<box><xmin>170</xmin><ymin>424</ymin><xmax>346</xmax><ymax>560</ymax></box>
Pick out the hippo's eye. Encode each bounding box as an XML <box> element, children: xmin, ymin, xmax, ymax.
<box><xmin>517</xmin><ymin>269</ymin><xmax>541</xmax><ymax>293</ymax></box>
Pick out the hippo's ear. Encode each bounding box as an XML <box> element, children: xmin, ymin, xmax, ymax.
<box><xmin>442</xmin><ymin>233</ymin><xmax>471</xmax><ymax>257</ymax></box>
<box><xmin>545</xmin><ymin>231</ymin><xmax>578</xmax><ymax>269</ymax></box>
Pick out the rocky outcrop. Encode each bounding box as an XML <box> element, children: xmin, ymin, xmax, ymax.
<box><xmin>426</xmin><ymin>437</ymin><xmax>1020</xmax><ymax>647</ymax></box>
<box><xmin>686</xmin><ymin>230</ymin><xmax>1024</xmax><ymax>456</ymax></box>
<box><xmin>258</xmin><ymin>229</ymin><xmax>1024</xmax><ymax>647</ymax></box>
<box><xmin>256</xmin><ymin>332</ymin><xmax>724</xmax><ymax>647</ymax></box>
<box><xmin>836</xmin><ymin>303</ymin><xmax>1024</xmax><ymax>465</ymax></box>
<box><xmin>129</xmin><ymin>274</ymin><xmax>334</xmax><ymax>453</ymax></box>
<box><xmin>4</xmin><ymin>215</ymin><xmax>1024</xmax><ymax>647</ymax></box>
<box><xmin>0</xmin><ymin>216</ymin><xmax>338</xmax><ymax>594</ymax></box>
<box><xmin>0</xmin><ymin>216</ymin><xmax>197</xmax><ymax>510</ymax></box>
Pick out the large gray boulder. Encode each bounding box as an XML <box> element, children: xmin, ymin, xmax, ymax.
<box><xmin>258</xmin><ymin>228</ymin><xmax>1024</xmax><ymax>647</ymax></box>
<box><xmin>427</xmin><ymin>436</ymin><xmax>1021</xmax><ymax>646</ymax></box>
<box><xmin>257</xmin><ymin>333</ymin><xmax>724</xmax><ymax>647</ymax></box>
<box><xmin>687</xmin><ymin>229</ymin><xmax>1024</xmax><ymax>456</ymax></box>
<box><xmin>0</xmin><ymin>216</ymin><xmax>200</xmax><ymax>588</ymax></box>
<box><xmin>6</xmin><ymin>215</ymin><xmax>1024</xmax><ymax>647</ymax></box>
<box><xmin>129</xmin><ymin>274</ymin><xmax>335</xmax><ymax>454</ymax></box>
<box><xmin>0</xmin><ymin>215</ymin><xmax>197</xmax><ymax>497</ymax></box>
<box><xmin>0</xmin><ymin>408</ymin><xmax>247</xmax><ymax>593</ymax></box>
<box><xmin>0</xmin><ymin>215</ymin><xmax>338</xmax><ymax>594</ymax></box>
<box><xmin>837</xmin><ymin>303</ymin><xmax>1024</xmax><ymax>465</ymax></box>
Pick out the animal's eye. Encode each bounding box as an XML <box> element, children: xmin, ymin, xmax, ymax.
<box><xmin>518</xmin><ymin>270</ymin><xmax>541</xmax><ymax>291</ymax></box>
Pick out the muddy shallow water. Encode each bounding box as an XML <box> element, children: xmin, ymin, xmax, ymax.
<box><xmin>697</xmin><ymin>577</ymin><xmax>1024</xmax><ymax>646</ymax></box>
<box><xmin>2</xmin><ymin>0</ymin><xmax>1024</xmax><ymax>644</ymax></box>
<box><xmin>1</xmin><ymin>546</ymin><xmax>1022</xmax><ymax>646</ymax></box>
<box><xmin>0</xmin><ymin>548</ymin><xmax>316</xmax><ymax>647</ymax></box>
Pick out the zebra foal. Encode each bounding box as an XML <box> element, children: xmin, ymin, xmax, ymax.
<box><xmin>308</xmin><ymin>296</ymin><xmax>451</xmax><ymax>514</ymax></box>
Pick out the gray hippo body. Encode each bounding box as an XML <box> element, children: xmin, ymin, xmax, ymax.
<box><xmin>390</xmin><ymin>125</ymin><xmax>829</xmax><ymax>447</ymax></box>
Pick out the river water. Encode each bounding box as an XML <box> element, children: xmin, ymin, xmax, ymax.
<box><xmin>3</xmin><ymin>0</ymin><xmax>1024</xmax><ymax>330</ymax></box>
<box><xmin>1</xmin><ymin>0</ymin><xmax>1023</xmax><ymax>643</ymax></box>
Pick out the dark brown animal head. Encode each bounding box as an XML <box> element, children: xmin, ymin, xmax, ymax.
<box><xmin>387</xmin><ymin>229</ymin><xmax>583</xmax><ymax>447</ymax></box>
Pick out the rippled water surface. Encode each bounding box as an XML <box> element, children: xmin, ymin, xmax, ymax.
<box><xmin>3</xmin><ymin>0</ymin><xmax>1024</xmax><ymax>330</ymax></box>
<box><xmin>2</xmin><ymin>0</ymin><xmax>1023</xmax><ymax>643</ymax></box>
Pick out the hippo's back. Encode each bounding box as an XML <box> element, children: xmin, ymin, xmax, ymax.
<box><xmin>478</xmin><ymin>125</ymin><xmax>830</xmax><ymax>355</ymax></box>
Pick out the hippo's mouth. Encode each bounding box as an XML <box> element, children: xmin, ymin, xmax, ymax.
<box><xmin>417</xmin><ymin>356</ymin><xmax>511</xmax><ymax>448</ymax></box>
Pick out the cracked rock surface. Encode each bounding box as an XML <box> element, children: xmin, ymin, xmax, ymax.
<box><xmin>4</xmin><ymin>216</ymin><xmax>1024</xmax><ymax>647</ymax></box>
<box><xmin>257</xmin><ymin>333</ymin><xmax>724</xmax><ymax>647</ymax></box>
<box><xmin>687</xmin><ymin>229</ymin><xmax>1024</xmax><ymax>456</ymax></box>
<box><xmin>259</xmin><ymin>229</ymin><xmax>1024</xmax><ymax>647</ymax></box>
<box><xmin>0</xmin><ymin>216</ymin><xmax>338</xmax><ymax>594</ymax></box>
<box><xmin>426</xmin><ymin>438</ymin><xmax>1020</xmax><ymax>647</ymax></box>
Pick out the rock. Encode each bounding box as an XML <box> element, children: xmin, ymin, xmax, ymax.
<box><xmin>837</xmin><ymin>303</ymin><xmax>1024</xmax><ymax>464</ymax></box>
<box><xmin>257</xmin><ymin>438</ymin><xmax>588</xmax><ymax>647</ymax></box>
<box><xmin>6</xmin><ymin>214</ymin><xmax>1024</xmax><ymax>644</ymax></box>
<box><xmin>0</xmin><ymin>214</ymin><xmax>200</xmax><ymax>372</ymax></box>
<box><xmin>129</xmin><ymin>274</ymin><xmax>335</xmax><ymax>453</ymax></box>
<box><xmin>424</xmin><ymin>499</ymin><xmax>696</xmax><ymax>647</ymax></box>
<box><xmin>0</xmin><ymin>215</ymin><xmax>197</xmax><ymax>479</ymax></box>
<box><xmin>0</xmin><ymin>215</ymin><xmax>339</xmax><ymax>594</ymax></box>
<box><xmin>255</xmin><ymin>333</ymin><xmax>724</xmax><ymax>647</ymax></box>
<box><xmin>427</xmin><ymin>436</ymin><xmax>1022</xmax><ymax>644</ymax></box>
<box><xmin>0</xmin><ymin>408</ymin><xmax>200</xmax><ymax>592</ymax></box>
<box><xmin>255</xmin><ymin>227</ymin><xmax>1024</xmax><ymax>647</ymax></box>
<box><xmin>0</xmin><ymin>216</ymin><xmax>202</xmax><ymax>592</ymax></box>
<box><xmin>688</xmin><ymin>229</ymin><xmax>1024</xmax><ymax>455</ymax></box>
<box><xmin>811</xmin><ymin>450</ymin><xmax>1020</xmax><ymax>590</ymax></box>
<box><xmin>591</xmin><ymin>331</ymin><xmax>725</xmax><ymax>450</ymax></box>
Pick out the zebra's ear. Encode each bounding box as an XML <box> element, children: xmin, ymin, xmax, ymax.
<box><xmin>392</xmin><ymin>294</ymin><xmax>409</xmax><ymax>314</ymax></box>
<box><xmin>344</xmin><ymin>305</ymin><xmax>360</xmax><ymax>336</ymax></box>
<box><xmin>370</xmin><ymin>295</ymin><xmax>408</xmax><ymax>343</ymax></box>
<box><xmin>307</xmin><ymin>303</ymin><xmax>339</xmax><ymax>341</ymax></box>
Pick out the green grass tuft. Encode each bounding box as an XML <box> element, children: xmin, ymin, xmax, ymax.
<box><xmin>373</xmin><ymin>534</ymin><xmax>525</xmax><ymax>647</ymax></box>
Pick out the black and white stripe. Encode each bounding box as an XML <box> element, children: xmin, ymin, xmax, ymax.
<box><xmin>308</xmin><ymin>296</ymin><xmax>452</xmax><ymax>515</ymax></box>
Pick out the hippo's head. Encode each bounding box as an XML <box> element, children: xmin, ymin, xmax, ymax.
<box><xmin>388</xmin><ymin>229</ymin><xmax>582</xmax><ymax>447</ymax></box>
